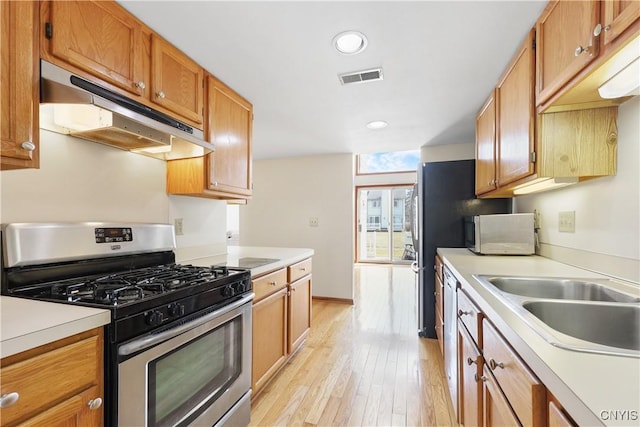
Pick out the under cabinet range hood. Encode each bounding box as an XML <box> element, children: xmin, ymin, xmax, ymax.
<box><xmin>39</xmin><ymin>60</ymin><xmax>214</xmax><ymax>160</ymax></box>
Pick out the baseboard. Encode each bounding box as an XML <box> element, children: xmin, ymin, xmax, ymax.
<box><xmin>312</xmin><ymin>296</ymin><xmax>354</xmax><ymax>305</ymax></box>
<box><xmin>538</xmin><ymin>243</ymin><xmax>640</xmax><ymax>285</ymax></box>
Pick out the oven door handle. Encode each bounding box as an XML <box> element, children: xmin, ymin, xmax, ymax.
<box><xmin>118</xmin><ymin>292</ymin><xmax>254</xmax><ymax>356</ymax></box>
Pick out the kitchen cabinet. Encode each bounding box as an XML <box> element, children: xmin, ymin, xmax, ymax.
<box><xmin>40</xmin><ymin>0</ymin><xmax>204</xmax><ymax>128</ymax></box>
<box><xmin>601</xmin><ymin>0</ymin><xmax>640</xmax><ymax>47</ymax></box>
<box><xmin>476</xmin><ymin>30</ymin><xmax>537</xmax><ymax>197</ymax></box>
<box><xmin>150</xmin><ymin>35</ymin><xmax>204</xmax><ymax>125</ymax></box>
<box><xmin>536</xmin><ymin>0</ymin><xmax>602</xmax><ymax>107</ymax></box>
<box><xmin>434</xmin><ymin>255</ymin><xmax>445</xmax><ymax>355</ymax></box>
<box><xmin>0</xmin><ymin>0</ymin><xmax>39</xmax><ymax>170</ymax></box>
<box><xmin>166</xmin><ymin>75</ymin><xmax>253</xmax><ymax>200</ymax></box>
<box><xmin>548</xmin><ymin>393</ymin><xmax>578</xmax><ymax>426</ymax></box>
<box><xmin>458</xmin><ymin>322</ymin><xmax>482</xmax><ymax>427</ymax></box>
<box><xmin>251</xmin><ymin>258</ymin><xmax>313</xmax><ymax>398</ymax></box>
<box><xmin>482</xmin><ymin>364</ymin><xmax>520</xmax><ymax>427</ymax></box>
<box><xmin>0</xmin><ymin>328</ymin><xmax>104</xmax><ymax>426</ymax></box>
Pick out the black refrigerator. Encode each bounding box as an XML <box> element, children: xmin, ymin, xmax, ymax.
<box><xmin>410</xmin><ymin>160</ymin><xmax>511</xmax><ymax>338</ymax></box>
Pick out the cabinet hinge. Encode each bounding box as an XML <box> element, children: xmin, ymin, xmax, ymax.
<box><xmin>530</xmin><ymin>152</ymin><xmax>537</xmax><ymax>163</ymax></box>
<box><xmin>45</xmin><ymin>22</ymin><xmax>53</xmax><ymax>39</ymax></box>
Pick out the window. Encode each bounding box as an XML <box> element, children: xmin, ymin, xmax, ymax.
<box><xmin>357</xmin><ymin>150</ymin><xmax>420</xmax><ymax>175</ymax></box>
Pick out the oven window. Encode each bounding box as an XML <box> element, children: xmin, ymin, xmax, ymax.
<box><xmin>148</xmin><ymin>317</ymin><xmax>242</xmax><ymax>426</ymax></box>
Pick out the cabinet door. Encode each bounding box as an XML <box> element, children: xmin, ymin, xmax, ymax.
<box><xmin>536</xmin><ymin>0</ymin><xmax>601</xmax><ymax>106</ymax></box>
<box><xmin>21</xmin><ymin>385</ymin><xmax>102</xmax><ymax>427</ymax></box>
<box><xmin>151</xmin><ymin>35</ymin><xmax>204</xmax><ymax>125</ymax></box>
<box><xmin>43</xmin><ymin>0</ymin><xmax>145</xmax><ymax>96</ymax></box>
<box><xmin>288</xmin><ymin>276</ymin><xmax>312</xmax><ymax>354</ymax></box>
<box><xmin>252</xmin><ymin>288</ymin><xmax>288</xmax><ymax>395</ymax></box>
<box><xmin>602</xmin><ymin>0</ymin><xmax>640</xmax><ymax>46</ymax></box>
<box><xmin>496</xmin><ymin>29</ymin><xmax>536</xmax><ymax>187</ymax></box>
<box><xmin>458</xmin><ymin>323</ymin><xmax>482</xmax><ymax>427</ymax></box>
<box><xmin>207</xmin><ymin>76</ymin><xmax>253</xmax><ymax>197</ymax></box>
<box><xmin>475</xmin><ymin>92</ymin><xmax>497</xmax><ymax>195</ymax></box>
<box><xmin>482</xmin><ymin>368</ymin><xmax>520</xmax><ymax>427</ymax></box>
<box><xmin>0</xmin><ymin>0</ymin><xmax>39</xmax><ymax>170</ymax></box>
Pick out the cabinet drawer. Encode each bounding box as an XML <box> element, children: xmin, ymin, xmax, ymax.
<box><xmin>483</xmin><ymin>319</ymin><xmax>546</xmax><ymax>426</ymax></box>
<box><xmin>287</xmin><ymin>258</ymin><xmax>312</xmax><ymax>283</ymax></box>
<box><xmin>435</xmin><ymin>273</ymin><xmax>444</xmax><ymax>316</ymax></box>
<box><xmin>435</xmin><ymin>255</ymin><xmax>444</xmax><ymax>283</ymax></box>
<box><xmin>458</xmin><ymin>290</ymin><xmax>482</xmax><ymax>347</ymax></box>
<box><xmin>0</xmin><ymin>333</ymin><xmax>100</xmax><ymax>425</ymax></box>
<box><xmin>253</xmin><ymin>268</ymin><xmax>287</xmax><ymax>302</ymax></box>
<box><xmin>435</xmin><ymin>305</ymin><xmax>444</xmax><ymax>356</ymax></box>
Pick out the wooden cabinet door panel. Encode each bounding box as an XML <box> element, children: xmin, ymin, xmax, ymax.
<box><xmin>288</xmin><ymin>276</ymin><xmax>312</xmax><ymax>354</ymax></box>
<box><xmin>45</xmin><ymin>0</ymin><xmax>144</xmax><ymax>95</ymax></box>
<box><xmin>207</xmin><ymin>76</ymin><xmax>252</xmax><ymax>196</ymax></box>
<box><xmin>1</xmin><ymin>0</ymin><xmax>39</xmax><ymax>170</ymax></box>
<box><xmin>458</xmin><ymin>323</ymin><xmax>483</xmax><ymax>427</ymax></box>
<box><xmin>475</xmin><ymin>92</ymin><xmax>497</xmax><ymax>195</ymax></box>
<box><xmin>151</xmin><ymin>35</ymin><xmax>204</xmax><ymax>125</ymax></box>
<box><xmin>483</xmin><ymin>368</ymin><xmax>520</xmax><ymax>427</ymax></box>
<box><xmin>537</xmin><ymin>0</ymin><xmax>601</xmax><ymax>105</ymax></box>
<box><xmin>602</xmin><ymin>0</ymin><xmax>640</xmax><ymax>46</ymax></box>
<box><xmin>497</xmin><ymin>29</ymin><xmax>536</xmax><ymax>187</ymax></box>
<box><xmin>252</xmin><ymin>288</ymin><xmax>288</xmax><ymax>394</ymax></box>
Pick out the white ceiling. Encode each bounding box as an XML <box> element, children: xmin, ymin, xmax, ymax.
<box><xmin>118</xmin><ymin>1</ymin><xmax>547</xmax><ymax>160</ymax></box>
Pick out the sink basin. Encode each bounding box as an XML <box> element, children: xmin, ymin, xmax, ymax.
<box><xmin>481</xmin><ymin>276</ymin><xmax>639</xmax><ymax>303</ymax></box>
<box><xmin>523</xmin><ymin>301</ymin><xmax>640</xmax><ymax>352</ymax></box>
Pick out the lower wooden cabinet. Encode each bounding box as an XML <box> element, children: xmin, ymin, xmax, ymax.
<box><xmin>458</xmin><ymin>323</ymin><xmax>483</xmax><ymax>427</ymax></box>
<box><xmin>251</xmin><ymin>257</ymin><xmax>313</xmax><ymax>398</ymax></box>
<box><xmin>0</xmin><ymin>328</ymin><xmax>104</xmax><ymax>426</ymax></box>
<box><xmin>482</xmin><ymin>365</ymin><xmax>520</xmax><ymax>427</ymax></box>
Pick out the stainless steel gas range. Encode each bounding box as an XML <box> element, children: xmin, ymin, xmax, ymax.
<box><xmin>1</xmin><ymin>222</ymin><xmax>254</xmax><ymax>427</ymax></box>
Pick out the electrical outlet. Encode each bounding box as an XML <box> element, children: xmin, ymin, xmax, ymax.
<box><xmin>558</xmin><ymin>211</ymin><xmax>575</xmax><ymax>233</ymax></box>
<box><xmin>175</xmin><ymin>218</ymin><xmax>184</xmax><ymax>235</ymax></box>
<box><xmin>309</xmin><ymin>217</ymin><xmax>319</xmax><ymax>227</ymax></box>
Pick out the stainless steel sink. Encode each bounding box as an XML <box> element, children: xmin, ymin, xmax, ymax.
<box><xmin>523</xmin><ymin>301</ymin><xmax>640</xmax><ymax>352</ymax></box>
<box><xmin>479</xmin><ymin>275</ymin><xmax>640</xmax><ymax>303</ymax></box>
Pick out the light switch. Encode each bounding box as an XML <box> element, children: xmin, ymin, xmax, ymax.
<box><xmin>558</xmin><ymin>211</ymin><xmax>575</xmax><ymax>233</ymax></box>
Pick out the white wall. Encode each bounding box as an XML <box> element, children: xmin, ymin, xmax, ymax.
<box><xmin>515</xmin><ymin>97</ymin><xmax>640</xmax><ymax>282</ymax></box>
<box><xmin>421</xmin><ymin>142</ymin><xmax>475</xmax><ymax>162</ymax></box>
<box><xmin>1</xmin><ymin>130</ymin><xmax>228</xmax><ymax>253</ymax></box>
<box><xmin>239</xmin><ymin>154</ymin><xmax>354</xmax><ymax>301</ymax></box>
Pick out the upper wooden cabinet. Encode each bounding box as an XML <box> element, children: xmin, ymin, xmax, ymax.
<box><xmin>1</xmin><ymin>1</ymin><xmax>39</xmax><ymax>170</ymax></box>
<box><xmin>41</xmin><ymin>1</ymin><xmax>145</xmax><ymax>96</ymax></box>
<box><xmin>602</xmin><ymin>0</ymin><xmax>640</xmax><ymax>46</ymax></box>
<box><xmin>41</xmin><ymin>0</ymin><xmax>204</xmax><ymax>127</ymax></box>
<box><xmin>166</xmin><ymin>74</ymin><xmax>253</xmax><ymax>200</ymax></box>
<box><xmin>151</xmin><ymin>35</ymin><xmax>204</xmax><ymax>125</ymax></box>
<box><xmin>475</xmin><ymin>92</ymin><xmax>498</xmax><ymax>195</ymax></box>
<box><xmin>536</xmin><ymin>0</ymin><xmax>601</xmax><ymax>106</ymax></box>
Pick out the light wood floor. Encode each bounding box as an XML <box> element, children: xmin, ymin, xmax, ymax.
<box><xmin>249</xmin><ymin>265</ymin><xmax>457</xmax><ymax>427</ymax></box>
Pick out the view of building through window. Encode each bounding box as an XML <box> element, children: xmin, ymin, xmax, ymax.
<box><xmin>357</xmin><ymin>150</ymin><xmax>420</xmax><ymax>174</ymax></box>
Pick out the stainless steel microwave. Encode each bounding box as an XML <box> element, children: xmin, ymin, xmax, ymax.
<box><xmin>464</xmin><ymin>213</ymin><xmax>535</xmax><ymax>255</ymax></box>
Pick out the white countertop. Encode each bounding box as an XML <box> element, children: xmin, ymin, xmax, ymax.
<box><xmin>438</xmin><ymin>248</ymin><xmax>640</xmax><ymax>427</ymax></box>
<box><xmin>0</xmin><ymin>296</ymin><xmax>110</xmax><ymax>359</ymax></box>
<box><xmin>178</xmin><ymin>245</ymin><xmax>315</xmax><ymax>277</ymax></box>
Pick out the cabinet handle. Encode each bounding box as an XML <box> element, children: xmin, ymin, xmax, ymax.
<box><xmin>488</xmin><ymin>358</ymin><xmax>504</xmax><ymax>370</ymax></box>
<box><xmin>20</xmin><ymin>141</ymin><xmax>36</xmax><ymax>151</ymax></box>
<box><xmin>466</xmin><ymin>357</ymin><xmax>478</xmax><ymax>366</ymax></box>
<box><xmin>0</xmin><ymin>392</ymin><xmax>19</xmax><ymax>408</ymax></box>
<box><xmin>292</xmin><ymin>287</ymin><xmax>297</xmax><ymax>292</ymax></box>
<box><xmin>458</xmin><ymin>309</ymin><xmax>472</xmax><ymax>317</ymax></box>
<box><xmin>269</xmin><ymin>281</ymin><xmax>277</xmax><ymax>286</ymax></box>
<box><xmin>87</xmin><ymin>397</ymin><xmax>103</xmax><ymax>410</ymax></box>
<box><xmin>474</xmin><ymin>374</ymin><xmax>487</xmax><ymax>383</ymax></box>
<box><xmin>300</xmin><ymin>267</ymin><xmax>306</xmax><ymax>271</ymax></box>
<box><xmin>135</xmin><ymin>81</ymin><xmax>146</xmax><ymax>90</ymax></box>
<box><xmin>574</xmin><ymin>45</ymin><xmax>590</xmax><ymax>56</ymax></box>
<box><xmin>156</xmin><ymin>91</ymin><xmax>166</xmax><ymax>99</ymax></box>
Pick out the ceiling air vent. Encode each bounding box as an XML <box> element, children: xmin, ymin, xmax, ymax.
<box><xmin>338</xmin><ymin>67</ymin><xmax>384</xmax><ymax>85</ymax></box>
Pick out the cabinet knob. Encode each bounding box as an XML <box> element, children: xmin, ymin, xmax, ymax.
<box><xmin>474</xmin><ymin>374</ymin><xmax>487</xmax><ymax>383</ymax></box>
<box><xmin>87</xmin><ymin>397</ymin><xmax>103</xmax><ymax>410</ymax></box>
<box><xmin>291</xmin><ymin>287</ymin><xmax>297</xmax><ymax>292</ymax></box>
<box><xmin>300</xmin><ymin>267</ymin><xmax>306</xmax><ymax>271</ymax></box>
<box><xmin>20</xmin><ymin>141</ymin><xmax>36</xmax><ymax>151</ymax></box>
<box><xmin>488</xmin><ymin>358</ymin><xmax>504</xmax><ymax>370</ymax></box>
<box><xmin>0</xmin><ymin>392</ymin><xmax>20</xmax><ymax>408</ymax></box>
<box><xmin>269</xmin><ymin>281</ymin><xmax>277</xmax><ymax>286</ymax></box>
<box><xmin>458</xmin><ymin>309</ymin><xmax>472</xmax><ymax>317</ymax></box>
<box><xmin>466</xmin><ymin>357</ymin><xmax>478</xmax><ymax>366</ymax></box>
<box><xmin>574</xmin><ymin>45</ymin><xmax>590</xmax><ymax>56</ymax></box>
<box><xmin>156</xmin><ymin>91</ymin><xmax>166</xmax><ymax>99</ymax></box>
<box><xmin>135</xmin><ymin>81</ymin><xmax>146</xmax><ymax>90</ymax></box>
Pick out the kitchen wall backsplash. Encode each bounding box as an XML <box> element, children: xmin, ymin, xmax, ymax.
<box><xmin>1</xmin><ymin>130</ymin><xmax>228</xmax><ymax>253</ymax></box>
<box><xmin>515</xmin><ymin>97</ymin><xmax>640</xmax><ymax>284</ymax></box>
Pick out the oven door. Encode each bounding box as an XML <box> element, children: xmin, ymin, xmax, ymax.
<box><xmin>117</xmin><ymin>293</ymin><xmax>253</xmax><ymax>427</ymax></box>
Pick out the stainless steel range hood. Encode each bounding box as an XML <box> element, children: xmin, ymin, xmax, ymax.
<box><xmin>39</xmin><ymin>60</ymin><xmax>214</xmax><ymax>160</ymax></box>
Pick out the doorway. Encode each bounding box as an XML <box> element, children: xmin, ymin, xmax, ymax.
<box><xmin>356</xmin><ymin>186</ymin><xmax>415</xmax><ymax>264</ymax></box>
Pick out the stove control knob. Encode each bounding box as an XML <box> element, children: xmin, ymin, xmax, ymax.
<box><xmin>146</xmin><ymin>310</ymin><xmax>165</xmax><ymax>326</ymax></box>
<box><xmin>222</xmin><ymin>285</ymin><xmax>235</xmax><ymax>297</ymax></box>
<box><xmin>168</xmin><ymin>303</ymin><xmax>185</xmax><ymax>317</ymax></box>
<box><xmin>234</xmin><ymin>281</ymin><xmax>245</xmax><ymax>293</ymax></box>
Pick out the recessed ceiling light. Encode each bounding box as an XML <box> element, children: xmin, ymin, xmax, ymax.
<box><xmin>333</xmin><ymin>31</ymin><xmax>368</xmax><ymax>55</ymax></box>
<box><xmin>366</xmin><ymin>120</ymin><xmax>388</xmax><ymax>130</ymax></box>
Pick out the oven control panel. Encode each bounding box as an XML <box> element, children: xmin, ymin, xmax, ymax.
<box><xmin>95</xmin><ymin>227</ymin><xmax>133</xmax><ymax>244</ymax></box>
